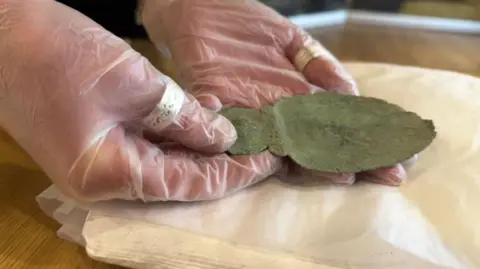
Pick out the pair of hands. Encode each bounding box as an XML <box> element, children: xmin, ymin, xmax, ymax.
<box><xmin>0</xmin><ymin>0</ymin><xmax>409</xmax><ymax>202</ymax></box>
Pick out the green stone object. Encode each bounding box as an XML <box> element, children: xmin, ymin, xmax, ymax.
<box><xmin>219</xmin><ymin>92</ymin><xmax>436</xmax><ymax>173</ymax></box>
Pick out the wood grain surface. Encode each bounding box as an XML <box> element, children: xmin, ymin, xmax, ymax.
<box><xmin>1</xmin><ymin>24</ymin><xmax>479</xmax><ymax>269</ymax></box>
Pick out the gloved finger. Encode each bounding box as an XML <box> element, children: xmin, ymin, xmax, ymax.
<box><xmin>195</xmin><ymin>93</ymin><xmax>223</xmax><ymax>111</ymax></box>
<box><xmin>358</xmin><ymin>164</ymin><xmax>407</xmax><ymax>187</ymax></box>
<box><xmin>285</xmin><ymin>29</ymin><xmax>359</xmax><ymax>96</ymax></box>
<box><xmin>358</xmin><ymin>154</ymin><xmax>418</xmax><ymax>186</ymax></box>
<box><xmin>141</xmin><ymin>92</ymin><xmax>224</xmax><ymax>144</ymax></box>
<box><xmin>145</xmin><ymin>150</ymin><xmax>282</xmax><ymax>201</ymax></box>
<box><xmin>146</xmin><ymin>90</ymin><xmax>236</xmax><ymax>153</ymax></box>
<box><xmin>69</xmin><ymin>126</ymin><xmax>282</xmax><ymax>201</ymax></box>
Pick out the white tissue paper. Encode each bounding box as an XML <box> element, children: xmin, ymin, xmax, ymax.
<box><xmin>36</xmin><ymin>63</ymin><xmax>480</xmax><ymax>269</ymax></box>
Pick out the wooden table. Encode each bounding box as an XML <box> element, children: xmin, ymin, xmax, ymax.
<box><xmin>1</xmin><ymin>24</ymin><xmax>479</xmax><ymax>269</ymax></box>
<box><xmin>0</xmin><ymin>131</ymin><xmax>118</xmax><ymax>269</ymax></box>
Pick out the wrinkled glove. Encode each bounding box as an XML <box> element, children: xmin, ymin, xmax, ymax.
<box><xmin>140</xmin><ymin>0</ymin><xmax>414</xmax><ymax>185</ymax></box>
<box><xmin>0</xmin><ymin>0</ymin><xmax>282</xmax><ymax>202</ymax></box>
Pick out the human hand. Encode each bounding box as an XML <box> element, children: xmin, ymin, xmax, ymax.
<box><xmin>0</xmin><ymin>0</ymin><xmax>282</xmax><ymax>202</ymax></box>
<box><xmin>140</xmin><ymin>0</ymin><xmax>414</xmax><ymax>186</ymax></box>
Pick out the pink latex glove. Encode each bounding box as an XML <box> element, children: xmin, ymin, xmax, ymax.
<box><xmin>0</xmin><ymin>0</ymin><xmax>282</xmax><ymax>202</ymax></box>
<box><xmin>140</xmin><ymin>0</ymin><xmax>413</xmax><ymax>185</ymax></box>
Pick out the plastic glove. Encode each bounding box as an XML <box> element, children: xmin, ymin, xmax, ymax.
<box><xmin>140</xmin><ymin>0</ymin><xmax>414</xmax><ymax>186</ymax></box>
<box><xmin>0</xmin><ymin>0</ymin><xmax>282</xmax><ymax>202</ymax></box>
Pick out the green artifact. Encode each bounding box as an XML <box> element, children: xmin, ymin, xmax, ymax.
<box><xmin>220</xmin><ymin>92</ymin><xmax>436</xmax><ymax>173</ymax></box>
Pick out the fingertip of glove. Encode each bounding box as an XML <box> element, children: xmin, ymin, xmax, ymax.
<box><xmin>163</xmin><ymin>94</ymin><xmax>236</xmax><ymax>153</ymax></box>
<box><xmin>303</xmin><ymin>60</ymin><xmax>359</xmax><ymax>96</ymax></box>
<box><xmin>196</xmin><ymin>104</ymin><xmax>238</xmax><ymax>153</ymax></box>
<box><xmin>360</xmin><ymin>164</ymin><xmax>408</xmax><ymax>187</ymax></box>
<box><xmin>196</xmin><ymin>93</ymin><xmax>223</xmax><ymax>112</ymax></box>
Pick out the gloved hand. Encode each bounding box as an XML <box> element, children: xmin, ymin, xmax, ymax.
<box><xmin>0</xmin><ymin>0</ymin><xmax>282</xmax><ymax>202</ymax></box>
<box><xmin>140</xmin><ymin>0</ymin><xmax>414</xmax><ymax>186</ymax></box>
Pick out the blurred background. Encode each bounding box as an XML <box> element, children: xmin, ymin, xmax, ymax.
<box><xmin>261</xmin><ymin>0</ymin><xmax>480</xmax><ymax>21</ymax></box>
<box><xmin>351</xmin><ymin>0</ymin><xmax>480</xmax><ymax>21</ymax></box>
<box><xmin>257</xmin><ymin>0</ymin><xmax>347</xmax><ymax>15</ymax></box>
